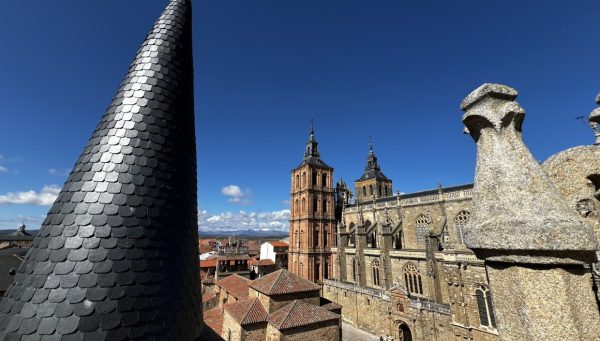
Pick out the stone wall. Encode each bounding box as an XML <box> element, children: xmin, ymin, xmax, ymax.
<box><xmin>222</xmin><ymin>311</ymin><xmax>243</xmax><ymax>341</ymax></box>
<box><xmin>280</xmin><ymin>320</ymin><xmax>340</xmax><ymax>341</ymax></box>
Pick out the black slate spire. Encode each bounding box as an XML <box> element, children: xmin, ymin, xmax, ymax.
<box><xmin>356</xmin><ymin>141</ymin><xmax>390</xmax><ymax>181</ymax></box>
<box><xmin>0</xmin><ymin>1</ymin><xmax>202</xmax><ymax>340</ymax></box>
<box><xmin>298</xmin><ymin>122</ymin><xmax>332</xmax><ymax>169</ymax></box>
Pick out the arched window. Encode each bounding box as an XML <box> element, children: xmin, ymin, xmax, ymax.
<box><xmin>393</xmin><ymin>231</ymin><xmax>402</xmax><ymax>249</ymax></box>
<box><xmin>369</xmin><ymin>185</ymin><xmax>373</xmax><ymax>196</ymax></box>
<box><xmin>313</xmin><ymin>198</ymin><xmax>318</xmax><ymax>213</ymax></box>
<box><xmin>313</xmin><ymin>230</ymin><xmax>319</xmax><ymax>247</ymax></box>
<box><xmin>368</xmin><ymin>232</ymin><xmax>377</xmax><ymax>248</ymax></box>
<box><xmin>314</xmin><ymin>261</ymin><xmax>320</xmax><ymax>282</ymax></box>
<box><xmin>312</xmin><ymin>172</ymin><xmax>318</xmax><ymax>186</ymax></box>
<box><xmin>403</xmin><ymin>262</ymin><xmax>423</xmax><ymax>295</ymax></box>
<box><xmin>295</xmin><ymin>174</ymin><xmax>299</xmax><ymax>188</ymax></box>
<box><xmin>415</xmin><ymin>214</ymin><xmax>430</xmax><ymax>244</ymax></box>
<box><xmin>372</xmin><ymin>259</ymin><xmax>381</xmax><ymax>287</ymax></box>
<box><xmin>322</xmin><ymin>173</ymin><xmax>327</xmax><ymax>187</ymax></box>
<box><xmin>324</xmin><ymin>261</ymin><xmax>329</xmax><ymax>279</ymax></box>
<box><xmin>455</xmin><ymin>211</ymin><xmax>470</xmax><ymax>244</ymax></box>
<box><xmin>475</xmin><ymin>284</ymin><xmax>497</xmax><ymax>328</ymax></box>
<box><xmin>322</xmin><ymin>199</ymin><xmax>327</xmax><ymax>213</ymax></box>
<box><xmin>362</xmin><ymin>186</ymin><xmax>366</xmax><ymax>197</ymax></box>
<box><xmin>378</xmin><ymin>185</ymin><xmax>382</xmax><ymax>197</ymax></box>
<box><xmin>302</xmin><ymin>172</ymin><xmax>306</xmax><ymax>187</ymax></box>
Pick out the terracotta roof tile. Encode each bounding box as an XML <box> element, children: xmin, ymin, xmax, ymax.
<box><xmin>250</xmin><ymin>269</ymin><xmax>320</xmax><ymax>295</ymax></box>
<box><xmin>224</xmin><ymin>298</ymin><xmax>268</xmax><ymax>326</ymax></box>
<box><xmin>200</xmin><ymin>258</ymin><xmax>217</xmax><ymax>268</ymax></box>
<box><xmin>267</xmin><ymin>300</ymin><xmax>339</xmax><ymax>330</ymax></box>
<box><xmin>203</xmin><ymin>308</ymin><xmax>223</xmax><ymax>335</ymax></box>
<box><xmin>257</xmin><ymin>259</ymin><xmax>275</xmax><ymax>266</ymax></box>
<box><xmin>202</xmin><ymin>292</ymin><xmax>217</xmax><ymax>301</ymax></box>
<box><xmin>268</xmin><ymin>241</ymin><xmax>289</xmax><ymax>247</ymax></box>
<box><xmin>216</xmin><ymin>274</ymin><xmax>251</xmax><ymax>299</ymax></box>
<box><xmin>320</xmin><ymin>302</ymin><xmax>343</xmax><ymax>312</ymax></box>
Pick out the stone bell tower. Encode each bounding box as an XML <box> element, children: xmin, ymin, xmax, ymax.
<box><xmin>354</xmin><ymin>141</ymin><xmax>392</xmax><ymax>201</ymax></box>
<box><xmin>289</xmin><ymin>125</ymin><xmax>336</xmax><ymax>283</ymax></box>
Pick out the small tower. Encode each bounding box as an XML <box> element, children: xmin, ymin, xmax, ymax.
<box><xmin>355</xmin><ymin>139</ymin><xmax>393</xmax><ymax>200</ymax></box>
<box><xmin>288</xmin><ymin>124</ymin><xmax>336</xmax><ymax>283</ymax></box>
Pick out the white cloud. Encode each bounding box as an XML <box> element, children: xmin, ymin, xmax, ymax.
<box><xmin>0</xmin><ymin>185</ymin><xmax>61</xmax><ymax>206</ymax></box>
<box><xmin>0</xmin><ymin>166</ymin><xmax>8</xmax><ymax>173</ymax></box>
<box><xmin>198</xmin><ymin>209</ymin><xmax>290</xmax><ymax>232</ymax></box>
<box><xmin>0</xmin><ymin>215</ymin><xmax>43</xmax><ymax>230</ymax></box>
<box><xmin>282</xmin><ymin>199</ymin><xmax>290</xmax><ymax>206</ymax></box>
<box><xmin>221</xmin><ymin>185</ymin><xmax>253</xmax><ymax>205</ymax></box>
<box><xmin>48</xmin><ymin>168</ymin><xmax>70</xmax><ymax>176</ymax></box>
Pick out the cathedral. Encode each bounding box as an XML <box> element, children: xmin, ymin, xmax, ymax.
<box><xmin>288</xmin><ymin>95</ymin><xmax>600</xmax><ymax>341</ymax></box>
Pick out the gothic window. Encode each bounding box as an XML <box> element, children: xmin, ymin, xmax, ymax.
<box><xmin>302</xmin><ymin>172</ymin><xmax>306</xmax><ymax>187</ymax></box>
<box><xmin>295</xmin><ymin>174</ymin><xmax>299</xmax><ymax>188</ymax></box>
<box><xmin>362</xmin><ymin>186</ymin><xmax>366</xmax><ymax>197</ymax></box>
<box><xmin>324</xmin><ymin>261</ymin><xmax>329</xmax><ymax>279</ymax></box>
<box><xmin>313</xmin><ymin>198</ymin><xmax>318</xmax><ymax>213</ymax></box>
<box><xmin>322</xmin><ymin>173</ymin><xmax>327</xmax><ymax>187</ymax></box>
<box><xmin>403</xmin><ymin>262</ymin><xmax>423</xmax><ymax>295</ymax></box>
<box><xmin>372</xmin><ymin>259</ymin><xmax>381</xmax><ymax>287</ymax></box>
<box><xmin>393</xmin><ymin>231</ymin><xmax>402</xmax><ymax>249</ymax></box>
<box><xmin>323</xmin><ymin>199</ymin><xmax>327</xmax><ymax>213</ymax></box>
<box><xmin>369</xmin><ymin>232</ymin><xmax>377</xmax><ymax>248</ymax></box>
<box><xmin>369</xmin><ymin>185</ymin><xmax>373</xmax><ymax>196</ymax></box>
<box><xmin>314</xmin><ymin>262</ymin><xmax>320</xmax><ymax>282</ymax></box>
<box><xmin>475</xmin><ymin>284</ymin><xmax>497</xmax><ymax>328</ymax></box>
<box><xmin>313</xmin><ymin>230</ymin><xmax>319</xmax><ymax>247</ymax></box>
<box><xmin>415</xmin><ymin>214</ymin><xmax>430</xmax><ymax>244</ymax></box>
<box><xmin>455</xmin><ymin>211</ymin><xmax>470</xmax><ymax>244</ymax></box>
<box><xmin>312</xmin><ymin>172</ymin><xmax>318</xmax><ymax>186</ymax></box>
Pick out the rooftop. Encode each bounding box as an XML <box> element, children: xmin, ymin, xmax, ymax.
<box><xmin>268</xmin><ymin>241</ymin><xmax>289</xmax><ymax>247</ymax></box>
<box><xmin>250</xmin><ymin>269</ymin><xmax>320</xmax><ymax>295</ymax></box>
<box><xmin>203</xmin><ymin>308</ymin><xmax>223</xmax><ymax>335</ymax></box>
<box><xmin>224</xmin><ymin>298</ymin><xmax>268</xmax><ymax>326</ymax></box>
<box><xmin>268</xmin><ymin>300</ymin><xmax>339</xmax><ymax>330</ymax></box>
<box><xmin>216</xmin><ymin>274</ymin><xmax>251</xmax><ymax>299</ymax></box>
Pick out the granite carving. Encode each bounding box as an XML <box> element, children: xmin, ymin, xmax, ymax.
<box><xmin>461</xmin><ymin>83</ymin><xmax>600</xmax><ymax>340</ymax></box>
<box><xmin>0</xmin><ymin>0</ymin><xmax>202</xmax><ymax>340</ymax></box>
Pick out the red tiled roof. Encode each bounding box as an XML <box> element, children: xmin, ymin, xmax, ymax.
<box><xmin>223</xmin><ymin>298</ymin><xmax>268</xmax><ymax>326</ymax></box>
<box><xmin>320</xmin><ymin>302</ymin><xmax>343</xmax><ymax>312</ymax></box>
<box><xmin>257</xmin><ymin>259</ymin><xmax>275</xmax><ymax>266</ymax></box>
<box><xmin>216</xmin><ymin>274</ymin><xmax>251</xmax><ymax>299</ymax></box>
<box><xmin>250</xmin><ymin>269</ymin><xmax>320</xmax><ymax>295</ymax></box>
<box><xmin>268</xmin><ymin>241</ymin><xmax>289</xmax><ymax>247</ymax></box>
<box><xmin>267</xmin><ymin>300</ymin><xmax>339</xmax><ymax>330</ymax></box>
<box><xmin>200</xmin><ymin>258</ymin><xmax>217</xmax><ymax>268</ymax></box>
<box><xmin>202</xmin><ymin>292</ymin><xmax>217</xmax><ymax>302</ymax></box>
<box><xmin>203</xmin><ymin>308</ymin><xmax>223</xmax><ymax>335</ymax></box>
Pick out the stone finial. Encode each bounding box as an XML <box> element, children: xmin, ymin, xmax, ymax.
<box><xmin>590</xmin><ymin>94</ymin><xmax>600</xmax><ymax>144</ymax></box>
<box><xmin>460</xmin><ymin>83</ymin><xmax>597</xmax><ymax>264</ymax></box>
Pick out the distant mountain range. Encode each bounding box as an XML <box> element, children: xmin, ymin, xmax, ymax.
<box><xmin>198</xmin><ymin>229</ymin><xmax>288</xmax><ymax>238</ymax></box>
<box><xmin>0</xmin><ymin>229</ymin><xmax>288</xmax><ymax>239</ymax></box>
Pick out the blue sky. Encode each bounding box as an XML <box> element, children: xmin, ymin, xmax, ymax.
<box><xmin>0</xmin><ymin>0</ymin><xmax>598</xmax><ymax>232</ymax></box>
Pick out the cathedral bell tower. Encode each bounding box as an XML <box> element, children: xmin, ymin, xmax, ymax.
<box><xmin>289</xmin><ymin>125</ymin><xmax>336</xmax><ymax>283</ymax></box>
<box><xmin>355</xmin><ymin>141</ymin><xmax>393</xmax><ymax>200</ymax></box>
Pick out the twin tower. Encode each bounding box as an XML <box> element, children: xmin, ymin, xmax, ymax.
<box><xmin>288</xmin><ymin>127</ymin><xmax>392</xmax><ymax>283</ymax></box>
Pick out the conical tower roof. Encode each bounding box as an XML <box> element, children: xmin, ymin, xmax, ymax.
<box><xmin>0</xmin><ymin>1</ymin><xmax>202</xmax><ymax>339</ymax></box>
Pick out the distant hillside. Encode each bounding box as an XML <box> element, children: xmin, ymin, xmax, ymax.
<box><xmin>198</xmin><ymin>229</ymin><xmax>288</xmax><ymax>238</ymax></box>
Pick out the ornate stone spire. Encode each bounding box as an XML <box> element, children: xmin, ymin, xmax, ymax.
<box><xmin>0</xmin><ymin>1</ymin><xmax>202</xmax><ymax>339</ymax></box>
<box><xmin>298</xmin><ymin>119</ymin><xmax>331</xmax><ymax>169</ymax></box>
<box><xmin>461</xmin><ymin>83</ymin><xmax>600</xmax><ymax>340</ymax></box>
<box><xmin>460</xmin><ymin>83</ymin><xmax>596</xmax><ymax>263</ymax></box>
<box><xmin>590</xmin><ymin>92</ymin><xmax>600</xmax><ymax>145</ymax></box>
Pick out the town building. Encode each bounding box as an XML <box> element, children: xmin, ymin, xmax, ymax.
<box><xmin>204</xmin><ymin>269</ymin><xmax>342</xmax><ymax>341</ymax></box>
<box><xmin>260</xmin><ymin>241</ymin><xmax>289</xmax><ymax>269</ymax></box>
